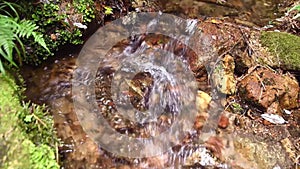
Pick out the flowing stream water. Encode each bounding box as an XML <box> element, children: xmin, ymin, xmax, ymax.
<box><xmin>21</xmin><ymin>0</ymin><xmax>297</xmax><ymax>168</ymax></box>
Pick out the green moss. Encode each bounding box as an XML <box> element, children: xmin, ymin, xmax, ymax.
<box><xmin>260</xmin><ymin>31</ymin><xmax>300</xmax><ymax>70</ymax></box>
<box><xmin>0</xmin><ymin>75</ymin><xmax>59</xmax><ymax>169</ymax></box>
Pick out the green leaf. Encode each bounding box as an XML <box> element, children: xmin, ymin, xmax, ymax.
<box><xmin>104</xmin><ymin>6</ymin><xmax>113</xmax><ymax>15</ymax></box>
<box><xmin>288</xmin><ymin>4</ymin><xmax>300</xmax><ymax>13</ymax></box>
<box><xmin>0</xmin><ymin>59</ymin><xmax>5</xmax><ymax>74</ymax></box>
<box><xmin>24</xmin><ymin>114</ymin><xmax>33</xmax><ymax>122</ymax></box>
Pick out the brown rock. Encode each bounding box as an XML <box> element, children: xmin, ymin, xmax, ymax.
<box><xmin>262</xmin><ymin>119</ymin><xmax>272</xmax><ymax>126</ymax></box>
<box><xmin>205</xmin><ymin>136</ymin><xmax>224</xmax><ymax>159</ymax></box>
<box><xmin>194</xmin><ymin>118</ymin><xmax>204</xmax><ymax>131</ymax></box>
<box><xmin>194</xmin><ymin>114</ymin><xmax>209</xmax><ymax>131</ymax></box>
<box><xmin>266</xmin><ymin>102</ymin><xmax>280</xmax><ymax>115</ymax></box>
<box><xmin>218</xmin><ymin>114</ymin><xmax>229</xmax><ymax>129</ymax></box>
<box><xmin>279</xmin><ymin>75</ymin><xmax>299</xmax><ymax>109</ymax></box>
<box><xmin>238</xmin><ymin>68</ymin><xmax>299</xmax><ymax>112</ymax></box>
<box><xmin>189</xmin><ymin>18</ymin><xmax>246</xmax><ymax>72</ymax></box>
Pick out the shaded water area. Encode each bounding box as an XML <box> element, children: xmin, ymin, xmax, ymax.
<box><xmin>21</xmin><ymin>0</ymin><xmax>299</xmax><ymax>168</ymax></box>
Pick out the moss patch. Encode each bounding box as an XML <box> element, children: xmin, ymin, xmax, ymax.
<box><xmin>260</xmin><ymin>31</ymin><xmax>300</xmax><ymax>70</ymax></box>
<box><xmin>0</xmin><ymin>75</ymin><xmax>59</xmax><ymax>169</ymax></box>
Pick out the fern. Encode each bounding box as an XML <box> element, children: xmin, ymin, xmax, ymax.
<box><xmin>0</xmin><ymin>1</ymin><xmax>50</xmax><ymax>74</ymax></box>
<box><xmin>0</xmin><ymin>1</ymin><xmax>19</xmax><ymax>18</ymax></box>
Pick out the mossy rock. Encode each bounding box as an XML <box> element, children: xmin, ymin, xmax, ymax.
<box><xmin>0</xmin><ymin>75</ymin><xmax>59</xmax><ymax>169</ymax></box>
<box><xmin>260</xmin><ymin>31</ymin><xmax>300</xmax><ymax>71</ymax></box>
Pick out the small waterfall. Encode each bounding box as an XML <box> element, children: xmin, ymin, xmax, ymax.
<box><xmin>72</xmin><ymin>12</ymin><xmax>226</xmax><ymax>167</ymax></box>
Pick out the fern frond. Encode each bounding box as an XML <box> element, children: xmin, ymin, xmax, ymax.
<box><xmin>32</xmin><ymin>32</ymin><xmax>50</xmax><ymax>52</ymax></box>
<box><xmin>0</xmin><ymin>1</ymin><xmax>20</xmax><ymax>18</ymax></box>
<box><xmin>1</xmin><ymin>43</ymin><xmax>17</xmax><ymax>67</ymax></box>
<box><xmin>0</xmin><ymin>16</ymin><xmax>17</xmax><ymax>64</ymax></box>
<box><xmin>0</xmin><ymin>57</ymin><xmax>4</xmax><ymax>73</ymax></box>
<box><xmin>0</xmin><ymin>1</ymin><xmax>50</xmax><ymax>74</ymax></box>
<box><xmin>16</xmin><ymin>20</ymin><xmax>38</xmax><ymax>38</ymax></box>
<box><xmin>0</xmin><ymin>31</ymin><xmax>15</xmax><ymax>59</ymax></box>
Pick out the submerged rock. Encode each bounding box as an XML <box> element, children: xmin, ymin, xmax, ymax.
<box><xmin>238</xmin><ymin>68</ymin><xmax>299</xmax><ymax>112</ymax></box>
<box><xmin>194</xmin><ymin>91</ymin><xmax>211</xmax><ymax>131</ymax></box>
<box><xmin>218</xmin><ymin>113</ymin><xmax>229</xmax><ymax>129</ymax></box>
<box><xmin>196</xmin><ymin>90</ymin><xmax>212</xmax><ymax>112</ymax></box>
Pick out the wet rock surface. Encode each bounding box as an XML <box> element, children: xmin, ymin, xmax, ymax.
<box><xmin>233</xmin><ymin>136</ymin><xmax>289</xmax><ymax>169</ymax></box>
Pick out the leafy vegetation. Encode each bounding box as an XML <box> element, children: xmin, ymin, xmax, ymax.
<box><xmin>19</xmin><ymin>102</ymin><xmax>59</xmax><ymax>146</ymax></box>
<box><xmin>104</xmin><ymin>6</ymin><xmax>114</xmax><ymax>15</ymax></box>
<box><xmin>0</xmin><ymin>0</ymin><xmax>130</xmax><ymax>66</ymax></box>
<box><xmin>23</xmin><ymin>0</ymin><xmax>95</xmax><ymax>65</ymax></box>
<box><xmin>0</xmin><ymin>74</ymin><xmax>59</xmax><ymax>168</ymax></box>
<box><xmin>0</xmin><ymin>1</ymin><xmax>49</xmax><ymax>74</ymax></box>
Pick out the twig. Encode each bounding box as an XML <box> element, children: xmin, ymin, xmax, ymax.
<box><xmin>296</xmin><ymin>155</ymin><xmax>299</xmax><ymax>169</ymax></box>
<box><xmin>254</xmin><ymin>72</ymin><xmax>265</xmax><ymax>103</ymax></box>
<box><xmin>32</xmin><ymin>113</ymin><xmax>48</xmax><ymax>128</ymax></box>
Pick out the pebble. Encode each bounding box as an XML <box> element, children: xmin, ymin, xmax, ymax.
<box><xmin>196</xmin><ymin>90</ymin><xmax>212</xmax><ymax>112</ymax></box>
<box><xmin>218</xmin><ymin>114</ymin><xmax>229</xmax><ymax>129</ymax></box>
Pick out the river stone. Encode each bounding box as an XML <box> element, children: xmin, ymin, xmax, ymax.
<box><xmin>238</xmin><ymin>68</ymin><xmax>299</xmax><ymax>111</ymax></box>
<box><xmin>196</xmin><ymin>90</ymin><xmax>212</xmax><ymax>112</ymax></box>
<box><xmin>189</xmin><ymin>18</ymin><xmax>245</xmax><ymax>72</ymax></box>
<box><xmin>211</xmin><ymin>54</ymin><xmax>236</xmax><ymax>95</ymax></box>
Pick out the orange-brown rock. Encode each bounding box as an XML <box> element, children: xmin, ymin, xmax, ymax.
<box><xmin>238</xmin><ymin>68</ymin><xmax>299</xmax><ymax>112</ymax></box>
<box><xmin>262</xmin><ymin>119</ymin><xmax>272</xmax><ymax>125</ymax></box>
<box><xmin>204</xmin><ymin>136</ymin><xmax>224</xmax><ymax>159</ymax></box>
<box><xmin>218</xmin><ymin>114</ymin><xmax>229</xmax><ymax>129</ymax></box>
<box><xmin>189</xmin><ymin>18</ymin><xmax>246</xmax><ymax>72</ymax></box>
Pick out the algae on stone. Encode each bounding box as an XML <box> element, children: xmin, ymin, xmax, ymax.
<box><xmin>260</xmin><ymin>31</ymin><xmax>300</xmax><ymax>70</ymax></box>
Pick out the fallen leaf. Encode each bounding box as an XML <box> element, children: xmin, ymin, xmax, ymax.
<box><xmin>283</xmin><ymin>109</ymin><xmax>292</xmax><ymax>115</ymax></box>
<box><xmin>261</xmin><ymin>113</ymin><xmax>286</xmax><ymax>124</ymax></box>
<box><xmin>210</xmin><ymin>19</ymin><xmax>222</xmax><ymax>24</ymax></box>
